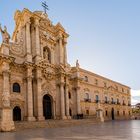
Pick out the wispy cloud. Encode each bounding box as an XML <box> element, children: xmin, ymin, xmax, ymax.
<box><xmin>131</xmin><ymin>90</ymin><xmax>140</xmax><ymax>105</ymax></box>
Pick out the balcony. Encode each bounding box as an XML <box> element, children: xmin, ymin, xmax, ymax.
<box><xmin>84</xmin><ymin>98</ymin><xmax>91</xmax><ymax>102</ymax></box>
<box><xmin>111</xmin><ymin>101</ymin><xmax>116</xmax><ymax>104</ymax></box>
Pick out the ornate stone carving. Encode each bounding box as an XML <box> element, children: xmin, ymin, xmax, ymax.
<box><xmin>2</xmin><ymin>92</ymin><xmax>10</xmax><ymax>107</ymax></box>
<box><xmin>0</xmin><ymin>24</ymin><xmax>10</xmax><ymax>44</ymax></box>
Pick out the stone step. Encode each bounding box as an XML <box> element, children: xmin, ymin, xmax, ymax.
<box><xmin>15</xmin><ymin>119</ymin><xmax>100</xmax><ymax>131</ymax></box>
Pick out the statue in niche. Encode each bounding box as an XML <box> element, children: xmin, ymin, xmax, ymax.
<box><xmin>43</xmin><ymin>48</ymin><xmax>49</xmax><ymax>62</ymax></box>
<box><xmin>0</xmin><ymin>24</ymin><xmax>10</xmax><ymax>44</ymax></box>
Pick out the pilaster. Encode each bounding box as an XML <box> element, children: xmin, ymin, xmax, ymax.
<box><xmin>60</xmin><ymin>82</ymin><xmax>66</xmax><ymax>119</ymax></box>
<box><xmin>35</xmin><ymin>19</ymin><xmax>41</xmax><ymax>62</ymax></box>
<box><xmin>36</xmin><ymin>68</ymin><xmax>45</xmax><ymax>121</ymax></box>
<box><xmin>26</xmin><ymin>19</ymin><xmax>32</xmax><ymax>62</ymax></box>
<box><xmin>0</xmin><ymin>65</ymin><xmax>15</xmax><ymax>131</ymax></box>
<box><xmin>26</xmin><ymin>66</ymin><xmax>35</xmax><ymax>121</ymax></box>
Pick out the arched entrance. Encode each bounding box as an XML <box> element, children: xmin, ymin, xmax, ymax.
<box><xmin>111</xmin><ymin>108</ymin><xmax>115</xmax><ymax>120</ymax></box>
<box><xmin>43</xmin><ymin>94</ymin><xmax>52</xmax><ymax>119</ymax></box>
<box><xmin>13</xmin><ymin>106</ymin><xmax>21</xmax><ymax>121</ymax></box>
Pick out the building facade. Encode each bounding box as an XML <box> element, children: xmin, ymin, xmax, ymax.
<box><xmin>0</xmin><ymin>9</ymin><xmax>131</xmax><ymax>125</ymax></box>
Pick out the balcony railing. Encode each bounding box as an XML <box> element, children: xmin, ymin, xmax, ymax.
<box><xmin>95</xmin><ymin>100</ymin><xmax>100</xmax><ymax>103</ymax></box>
<box><xmin>84</xmin><ymin>98</ymin><xmax>91</xmax><ymax>102</ymax></box>
<box><xmin>123</xmin><ymin>103</ymin><xmax>126</xmax><ymax>106</ymax></box>
<box><xmin>111</xmin><ymin>101</ymin><xmax>116</xmax><ymax>104</ymax></box>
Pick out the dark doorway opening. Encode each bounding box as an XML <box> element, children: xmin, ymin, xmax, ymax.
<box><xmin>13</xmin><ymin>106</ymin><xmax>21</xmax><ymax>121</ymax></box>
<box><xmin>69</xmin><ymin>108</ymin><xmax>72</xmax><ymax>116</ymax></box>
<box><xmin>43</xmin><ymin>94</ymin><xmax>52</xmax><ymax>119</ymax></box>
<box><xmin>111</xmin><ymin>108</ymin><xmax>115</xmax><ymax>120</ymax></box>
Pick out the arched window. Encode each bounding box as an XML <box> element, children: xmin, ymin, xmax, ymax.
<box><xmin>43</xmin><ymin>47</ymin><xmax>51</xmax><ymax>63</ymax></box>
<box><xmin>13</xmin><ymin>83</ymin><xmax>20</xmax><ymax>93</ymax></box>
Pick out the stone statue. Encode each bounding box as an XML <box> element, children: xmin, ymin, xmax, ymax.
<box><xmin>76</xmin><ymin>59</ymin><xmax>80</xmax><ymax>68</ymax></box>
<box><xmin>0</xmin><ymin>24</ymin><xmax>10</xmax><ymax>44</ymax></box>
<box><xmin>43</xmin><ymin>48</ymin><xmax>49</xmax><ymax>61</ymax></box>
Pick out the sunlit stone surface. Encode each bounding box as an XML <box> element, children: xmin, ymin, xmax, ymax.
<box><xmin>0</xmin><ymin>121</ymin><xmax>140</xmax><ymax>140</ymax></box>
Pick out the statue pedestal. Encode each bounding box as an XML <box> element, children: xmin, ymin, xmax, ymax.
<box><xmin>96</xmin><ymin>109</ymin><xmax>104</xmax><ymax>122</ymax></box>
<box><xmin>0</xmin><ymin>108</ymin><xmax>15</xmax><ymax>132</ymax></box>
<box><xmin>0</xmin><ymin>43</ymin><xmax>10</xmax><ymax>55</ymax></box>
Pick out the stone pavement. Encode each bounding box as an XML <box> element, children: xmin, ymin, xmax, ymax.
<box><xmin>0</xmin><ymin>120</ymin><xmax>140</xmax><ymax>140</ymax></box>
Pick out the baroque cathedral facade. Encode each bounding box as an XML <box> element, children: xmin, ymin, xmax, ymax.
<box><xmin>0</xmin><ymin>9</ymin><xmax>131</xmax><ymax>130</ymax></box>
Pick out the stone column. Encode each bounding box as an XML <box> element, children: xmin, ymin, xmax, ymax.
<box><xmin>63</xmin><ymin>38</ymin><xmax>67</xmax><ymax>66</ymax></box>
<box><xmin>75</xmin><ymin>87</ymin><xmax>81</xmax><ymax>115</ymax></box>
<box><xmin>65</xmin><ymin>84</ymin><xmax>70</xmax><ymax>119</ymax></box>
<box><xmin>36</xmin><ymin>68</ymin><xmax>45</xmax><ymax>121</ymax></box>
<box><xmin>26</xmin><ymin>67</ymin><xmax>35</xmax><ymax>121</ymax></box>
<box><xmin>58</xmin><ymin>35</ymin><xmax>63</xmax><ymax>64</ymax></box>
<box><xmin>35</xmin><ymin>19</ymin><xmax>41</xmax><ymax>62</ymax></box>
<box><xmin>26</xmin><ymin>19</ymin><xmax>32</xmax><ymax>62</ymax></box>
<box><xmin>0</xmin><ymin>62</ymin><xmax>15</xmax><ymax>131</ymax></box>
<box><xmin>60</xmin><ymin>83</ymin><xmax>66</xmax><ymax>119</ymax></box>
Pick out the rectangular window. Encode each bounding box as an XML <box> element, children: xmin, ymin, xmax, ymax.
<box><xmin>105</xmin><ymin>96</ymin><xmax>108</xmax><ymax>103</ymax></box>
<box><xmin>96</xmin><ymin>95</ymin><xmax>99</xmax><ymax>103</ymax></box>
<box><xmin>95</xmin><ymin>79</ymin><xmax>98</xmax><ymax>85</ymax></box>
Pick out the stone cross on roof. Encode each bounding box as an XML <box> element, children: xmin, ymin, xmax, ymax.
<box><xmin>42</xmin><ymin>1</ymin><xmax>49</xmax><ymax>14</ymax></box>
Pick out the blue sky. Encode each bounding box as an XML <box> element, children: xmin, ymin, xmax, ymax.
<box><xmin>0</xmin><ymin>0</ymin><xmax>140</xmax><ymax>104</ymax></box>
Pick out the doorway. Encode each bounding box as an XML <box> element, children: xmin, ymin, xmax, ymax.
<box><xmin>13</xmin><ymin>106</ymin><xmax>21</xmax><ymax>121</ymax></box>
<box><xmin>111</xmin><ymin>108</ymin><xmax>115</xmax><ymax>120</ymax></box>
<box><xmin>43</xmin><ymin>94</ymin><xmax>52</xmax><ymax>119</ymax></box>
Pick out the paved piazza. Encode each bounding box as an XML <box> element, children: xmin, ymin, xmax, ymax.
<box><xmin>0</xmin><ymin>120</ymin><xmax>140</xmax><ymax>140</ymax></box>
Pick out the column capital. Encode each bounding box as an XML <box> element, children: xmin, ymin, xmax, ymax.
<box><xmin>26</xmin><ymin>18</ymin><xmax>31</xmax><ymax>25</ymax></box>
<box><xmin>72</xmin><ymin>86</ymin><xmax>80</xmax><ymax>91</ymax></box>
<box><xmin>35</xmin><ymin>18</ymin><xmax>40</xmax><ymax>27</ymax></box>
<box><xmin>26</xmin><ymin>76</ymin><xmax>33</xmax><ymax>81</ymax></box>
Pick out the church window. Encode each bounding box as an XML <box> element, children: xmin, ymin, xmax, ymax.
<box><xmin>13</xmin><ymin>83</ymin><xmax>21</xmax><ymax>93</ymax></box>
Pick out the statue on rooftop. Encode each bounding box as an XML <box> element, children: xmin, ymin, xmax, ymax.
<box><xmin>0</xmin><ymin>24</ymin><xmax>10</xmax><ymax>44</ymax></box>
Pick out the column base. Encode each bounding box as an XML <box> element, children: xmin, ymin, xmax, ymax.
<box><xmin>27</xmin><ymin>116</ymin><xmax>36</xmax><ymax>121</ymax></box>
<box><xmin>66</xmin><ymin>116</ymin><xmax>72</xmax><ymax>119</ymax></box>
<box><xmin>0</xmin><ymin>108</ymin><xmax>15</xmax><ymax>132</ymax></box>
<box><xmin>26</xmin><ymin>53</ymin><xmax>32</xmax><ymax>62</ymax></box>
<box><xmin>37</xmin><ymin>116</ymin><xmax>45</xmax><ymax>121</ymax></box>
<box><xmin>61</xmin><ymin>116</ymin><xmax>67</xmax><ymax>120</ymax></box>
